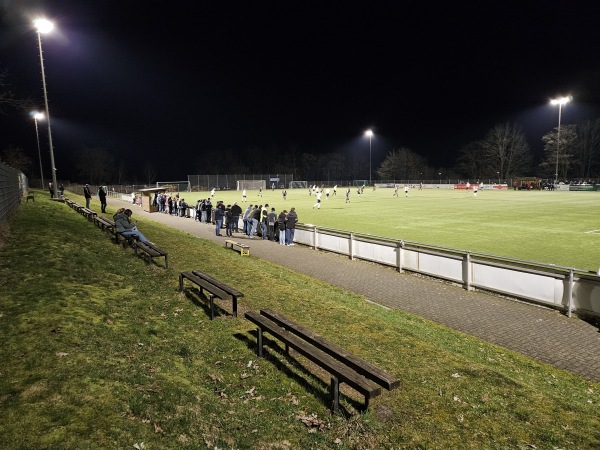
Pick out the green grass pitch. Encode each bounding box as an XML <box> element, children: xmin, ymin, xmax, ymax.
<box><xmin>180</xmin><ymin>187</ymin><xmax>599</xmax><ymax>271</ymax></box>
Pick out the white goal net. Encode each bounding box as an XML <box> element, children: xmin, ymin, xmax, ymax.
<box><xmin>289</xmin><ymin>181</ymin><xmax>307</xmax><ymax>189</ymax></box>
<box><xmin>236</xmin><ymin>180</ymin><xmax>266</xmax><ymax>191</ymax></box>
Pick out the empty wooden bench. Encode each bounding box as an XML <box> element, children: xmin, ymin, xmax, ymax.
<box><xmin>79</xmin><ymin>207</ymin><xmax>97</xmax><ymax>222</ymax></box>
<box><xmin>225</xmin><ymin>239</ymin><xmax>250</xmax><ymax>256</ymax></box>
<box><xmin>179</xmin><ymin>270</ymin><xmax>244</xmax><ymax>319</ymax></box>
<box><xmin>245</xmin><ymin>309</ymin><xmax>400</xmax><ymax>412</ymax></box>
<box><xmin>134</xmin><ymin>241</ymin><xmax>168</xmax><ymax>268</ymax></box>
<box><xmin>94</xmin><ymin>216</ymin><xmax>115</xmax><ymax>234</ymax></box>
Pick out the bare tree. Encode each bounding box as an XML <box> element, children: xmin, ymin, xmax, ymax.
<box><xmin>75</xmin><ymin>147</ymin><xmax>114</xmax><ymax>184</ymax></box>
<box><xmin>481</xmin><ymin>123</ymin><xmax>532</xmax><ymax>178</ymax></box>
<box><xmin>0</xmin><ymin>69</ymin><xmax>37</xmax><ymax>114</ymax></box>
<box><xmin>540</xmin><ymin>124</ymin><xmax>577</xmax><ymax>180</ymax></box>
<box><xmin>1</xmin><ymin>145</ymin><xmax>32</xmax><ymax>174</ymax></box>
<box><xmin>377</xmin><ymin>147</ymin><xmax>429</xmax><ymax>181</ymax></box>
<box><xmin>142</xmin><ymin>161</ymin><xmax>157</xmax><ymax>185</ymax></box>
<box><xmin>573</xmin><ymin>119</ymin><xmax>600</xmax><ymax>179</ymax></box>
<box><xmin>455</xmin><ymin>141</ymin><xmax>485</xmax><ymax>179</ymax></box>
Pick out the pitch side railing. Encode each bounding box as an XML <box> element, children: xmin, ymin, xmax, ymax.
<box><xmin>294</xmin><ymin>224</ymin><xmax>600</xmax><ymax>318</ymax></box>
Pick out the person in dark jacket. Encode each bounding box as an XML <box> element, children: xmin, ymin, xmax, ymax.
<box><xmin>83</xmin><ymin>184</ymin><xmax>92</xmax><ymax>208</ymax></box>
<box><xmin>267</xmin><ymin>207</ymin><xmax>277</xmax><ymax>241</ymax></box>
<box><xmin>285</xmin><ymin>207</ymin><xmax>298</xmax><ymax>245</ymax></box>
<box><xmin>98</xmin><ymin>185</ymin><xmax>107</xmax><ymax>213</ymax></box>
<box><xmin>248</xmin><ymin>205</ymin><xmax>261</xmax><ymax>238</ymax></box>
<box><xmin>277</xmin><ymin>210</ymin><xmax>287</xmax><ymax>245</ymax></box>
<box><xmin>230</xmin><ymin>202</ymin><xmax>242</xmax><ymax>233</ymax></box>
<box><xmin>213</xmin><ymin>201</ymin><xmax>225</xmax><ymax>236</ymax></box>
<box><xmin>225</xmin><ymin>205</ymin><xmax>233</xmax><ymax>237</ymax></box>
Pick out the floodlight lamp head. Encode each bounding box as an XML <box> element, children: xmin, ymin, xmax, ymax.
<box><xmin>33</xmin><ymin>112</ymin><xmax>45</xmax><ymax>120</ymax></box>
<box><xmin>550</xmin><ymin>96</ymin><xmax>571</xmax><ymax>106</ymax></box>
<box><xmin>33</xmin><ymin>18</ymin><xmax>54</xmax><ymax>34</ymax></box>
<box><xmin>365</xmin><ymin>130</ymin><xmax>373</xmax><ymax>137</ymax></box>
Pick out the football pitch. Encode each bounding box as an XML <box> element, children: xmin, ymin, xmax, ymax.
<box><xmin>183</xmin><ymin>188</ymin><xmax>599</xmax><ymax>271</ymax></box>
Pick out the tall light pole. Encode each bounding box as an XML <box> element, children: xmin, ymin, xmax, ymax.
<box><xmin>365</xmin><ymin>129</ymin><xmax>373</xmax><ymax>185</ymax></box>
<box><xmin>550</xmin><ymin>96</ymin><xmax>571</xmax><ymax>184</ymax></box>
<box><xmin>34</xmin><ymin>18</ymin><xmax>59</xmax><ymax>198</ymax></box>
<box><xmin>33</xmin><ymin>112</ymin><xmax>45</xmax><ymax>189</ymax></box>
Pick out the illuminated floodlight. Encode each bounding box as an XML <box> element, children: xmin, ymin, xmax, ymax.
<box><xmin>365</xmin><ymin>129</ymin><xmax>373</xmax><ymax>137</ymax></box>
<box><xmin>33</xmin><ymin>18</ymin><xmax>54</xmax><ymax>34</ymax></box>
<box><xmin>550</xmin><ymin>96</ymin><xmax>570</xmax><ymax>106</ymax></box>
<box><xmin>33</xmin><ymin>112</ymin><xmax>45</xmax><ymax>120</ymax></box>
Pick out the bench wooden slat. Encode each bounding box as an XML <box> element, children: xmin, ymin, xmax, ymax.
<box><xmin>261</xmin><ymin>309</ymin><xmax>400</xmax><ymax>391</ymax></box>
<box><xmin>180</xmin><ymin>272</ymin><xmax>237</xmax><ymax>319</ymax></box>
<box><xmin>225</xmin><ymin>239</ymin><xmax>250</xmax><ymax>256</ymax></box>
<box><xmin>135</xmin><ymin>241</ymin><xmax>168</xmax><ymax>269</ymax></box>
<box><xmin>245</xmin><ymin>311</ymin><xmax>381</xmax><ymax>401</ymax></box>
<box><xmin>191</xmin><ymin>270</ymin><xmax>244</xmax><ymax>298</ymax></box>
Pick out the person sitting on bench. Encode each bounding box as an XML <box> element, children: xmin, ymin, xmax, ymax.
<box><xmin>114</xmin><ymin>208</ymin><xmax>151</xmax><ymax>243</ymax></box>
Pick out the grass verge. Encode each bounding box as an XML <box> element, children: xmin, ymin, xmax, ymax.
<box><xmin>0</xmin><ymin>195</ymin><xmax>598</xmax><ymax>449</ymax></box>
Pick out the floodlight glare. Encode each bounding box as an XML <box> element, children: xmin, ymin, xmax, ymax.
<box><xmin>33</xmin><ymin>112</ymin><xmax>45</xmax><ymax>120</ymax></box>
<box><xmin>550</xmin><ymin>97</ymin><xmax>570</xmax><ymax>106</ymax></box>
<box><xmin>33</xmin><ymin>18</ymin><xmax>54</xmax><ymax>34</ymax></box>
<box><xmin>365</xmin><ymin>129</ymin><xmax>373</xmax><ymax>137</ymax></box>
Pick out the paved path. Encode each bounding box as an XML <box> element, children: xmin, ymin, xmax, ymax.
<box><xmin>113</xmin><ymin>200</ymin><xmax>600</xmax><ymax>382</ymax></box>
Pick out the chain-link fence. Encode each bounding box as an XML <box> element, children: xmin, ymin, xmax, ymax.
<box><xmin>187</xmin><ymin>174</ymin><xmax>294</xmax><ymax>191</ymax></box>
<box><xmin>0</xmin><ymin>161</ymin><xmax>29</xmax><ymax>225</ymax></box>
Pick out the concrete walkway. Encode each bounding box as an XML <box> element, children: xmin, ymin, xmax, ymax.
<box><xmin>112</xmin><ymin>199</ymin><xmax>600</xmax><ymax>382</ymax></box>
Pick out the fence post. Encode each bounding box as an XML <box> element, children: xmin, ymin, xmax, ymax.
<box><xmin>349</xmin><ymin>232</ymin><xmax>354</xmax><ymax>260</ymax></box>
<box><xmin>397</xmin><ymin>241</ymin><xmax>404</xmax><ymax>273</ymax></box>
<box><xmin>567</xmin><ymin>269</ymin><xmax>574</xmax><ymax>318</ymax></box>
<box><xmin>464</xmin><ymin>252</ymin><xmax>472</xmax><ymax>290</ymax></box>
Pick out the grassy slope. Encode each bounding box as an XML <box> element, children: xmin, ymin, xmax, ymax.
<box><xmin>0</xmin><ymin>195</ymin><xmax>598</xmax><ymax>449</ymax></box>
<box><xmin>181</xmin><ymin>188</ymin><xmax>599</xmax><ymax>270</ymax></box>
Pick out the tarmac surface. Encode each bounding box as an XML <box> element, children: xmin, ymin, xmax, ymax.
<box><xmin>112</xmin><ymin>198</ymin><xmax>600</xmax><ymax>382</ymax></box>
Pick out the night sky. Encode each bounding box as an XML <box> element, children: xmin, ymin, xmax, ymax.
<box><xmin>1</xmin><ymin>0</ymin><xmax>599</xmax><ymax>181</ymax></box>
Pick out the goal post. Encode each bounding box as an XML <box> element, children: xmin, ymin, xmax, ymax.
<box><xmin>289</xmin><ymin>181</ymin><xmax>307</xmax><ymax>189</ymax></box>
<box><xmin>236</xmin><ymin>180</ymin><xmax>266</xmax><ymax>191</ymax></box>
<box><xmin>353</xmin><ymin>179</ymin><xmax>368</xmax><ymax>187</ymax></box>
<box><xmin>156</xmin><ymin>180</ymin><xmax>191</xmax><ymax>192</ymax></box>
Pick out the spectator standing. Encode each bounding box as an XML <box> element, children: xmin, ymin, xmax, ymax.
<box><xmin>48</xmin><ymin>182</ymin><xmax>54</xmax><ymax>197</ymax></box>
<box><xmin>58</xmin><ymin>183</ymin><xmax>64</xmax><ymax>196</ymax></box>
<box><xmin>98</xmin><ymin>185</ymin><xmax>107</xmax><ymax>213</ymax></box>
<box><xmin>214</xmin><ymin>201</ymin><xmax>225</xmax><ymax>236</ymax></box>
<box><xmin>267</xmin><ymin>207</ymin><xmax>277</xmax><ymax>241</ymax></box>
<box><xmin>242</xmin><ymin>204</ymin><xmax>252</xmax><ymax>235</ymax></box>
<box><xmin>249</xmin><ymin>205</ymin><xmax>261</xmax><ymax>238</ymax></box>
<box><xmin>225</xmin><ymin>205</ymin><xmax>233</xmax><ymax>237</ymax></box>
<box><xmin>278</xmin><ymin>210</ymin><xmax>287</xmax><ymax>245</ymax></box>
<box><xmin>84</xmin><ymin>184</ymin><xmax>92</xmax><ymax>208</ymax></box>
<box><xmin>286</xmin><ymin>207</ymin><xmax>298</xmax><ymax>245</ymax></box>
<box><xmin>205</xmin><ymin>198</ymin><xmax>213</xmax><ymax>224</ymax></box>
<box><xmin>231</xmin><ymin>202</ymin><xmax>242</xmax><ymax>232</ymax></box>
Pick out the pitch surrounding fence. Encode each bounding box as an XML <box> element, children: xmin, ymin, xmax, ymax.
<box><xmin>187</xmin><ymin>174</ymin><xmax>294</xmax><ymax>191</ymax></box>
<box><xmin>294</xmin><ymin>224</ymin><xmax>600</xmax><ymax>318</ymax></box>
<box><xmin>0</xmin><ymin>162</ymin><xmax>28</xmax><ymax>225</ymax></box>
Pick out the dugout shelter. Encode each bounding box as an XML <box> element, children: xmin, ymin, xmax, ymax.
<box><xmin>138</xmin><ymin>187</ymin><xmax>168</xmax><ymax>213</ymax></box>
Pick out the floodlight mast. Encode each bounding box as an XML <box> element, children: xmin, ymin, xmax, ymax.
<box><xmin>550</xmin><ymin>96</ymin><xmax>571</xmax><ymax>185</ymax></box>
<box><xmin>34</xmin><ymin>18</ymin><xmax>59</xmax><ymax>198</ymax></box>
<box><xmin>365</xmin><ymin>129</ymin><xmax>373</xmax><ymax>185</ymax></box>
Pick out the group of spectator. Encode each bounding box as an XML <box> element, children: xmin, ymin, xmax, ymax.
<box><xmin>152</xmin><ymin>193</ymin><xmax>299</xmax><ymax>245</ymax></box>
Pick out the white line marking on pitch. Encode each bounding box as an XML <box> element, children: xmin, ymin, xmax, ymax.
<box><xmin>585</xmin><ymin>229</ymin><xmax>600</xmax><ymax>234</ymax></box>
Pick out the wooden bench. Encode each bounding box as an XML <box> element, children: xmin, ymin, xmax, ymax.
<box><xmin>26</xmin><ymin>193</ymin><xmax>35</xmax><ymax>202</ymax></box>
<box><xmin>79</xmin><ymin>207</ymin><xmax>97</xmax><ymax>222</ymax></box>
<box><xmin>179</xmin><ymin>270</ymin><xmax>244</xmax><ymax>319</ymax></box>
<box><xmin>134</xmin><ymin>241</ymin><xmax>168</xmax><ymax>268</ymax></box>
<box><xmin>94</xmin><ymin>216</ymin><xmax>115</xmax><ymax>234</ymax></box>
<box><xmin>225</xmin><ymin>239</ymin><xmax>250</xmax><ymax>256</ymax></box>
<box><xmin>245</xmin><ymin>309</ymin><xmax>400</xmax><ymax>412</ymax></box>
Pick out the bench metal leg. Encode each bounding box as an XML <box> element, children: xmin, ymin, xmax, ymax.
<box><xmin>209</xmin><ymin>295</ymin><xmax>215</xmax><ymax>320</ymax></box>
<box><xmin>257</xmin><ymin>327</ymin><xmax>264</xmax><ymax>357</ymax></box>
<box><xmin>179</xmin><ymin>274</ymin><xmax>184</xmax><ymax>292</ymax></box>
<box><xmin>330</xmin><ymin>377</ymin><xmax>340</xmax><ymax>412</ymax></box>
<box><xmin>232</xmin><ymin>296</ymin><xmax>238</xmax><ymax>317</ymax></box>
